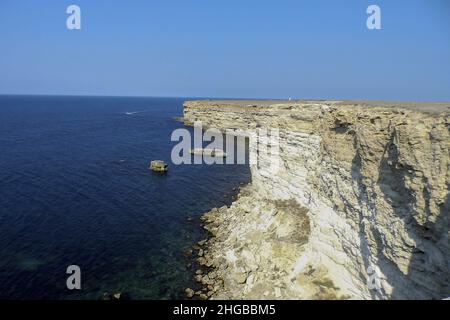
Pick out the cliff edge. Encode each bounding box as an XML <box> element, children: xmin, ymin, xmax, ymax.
<box><xmin>184</xmin><ymin>100</ymin><xmax>450</xmax><ymax>300</ymax></box>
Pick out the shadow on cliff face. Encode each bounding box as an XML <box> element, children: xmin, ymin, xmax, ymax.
<box><xmin>375</xmin><ymin>131</ymin><xmax>449</xmax><ymax>299</ymax></box>
<box><xmin>331</xmin><ymin>122</ymin><xmax>383</xmax><ymax>299</ymax></box>
<box><xmin>350</xmin><ymin>138</ymin><xmax>386</xmax><ymax>300</ymax></box>
<box><xmin>349</xmin><ymin>128</ymin><xmax>449</xmax><ymax>299</ymax></box>
<box><xmin>436</xmin><ymin>194</ymin><xmax>450</xmax><ymax>298</ymax></box>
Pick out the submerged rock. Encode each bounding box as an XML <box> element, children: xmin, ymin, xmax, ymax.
<box><xmin>100</xmin><ymin>292</ymin><xmax>123</xmax><ymax>300</ymax></box>
<box><xmin>185</xmin><ymin>288</ymin><xmax>194</xmax><ymax>299</ymax></box>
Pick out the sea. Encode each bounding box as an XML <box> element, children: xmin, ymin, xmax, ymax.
<box><xmin>0</xmin><ymin>95</ymin><xmax>250</xmax><ymax>299</ymax></box>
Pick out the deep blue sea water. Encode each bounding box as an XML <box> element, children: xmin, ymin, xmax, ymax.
<box><xmin>0</xmin><ymin>95</ymin><xmax>250</xmax><ymax>299</ymax></box>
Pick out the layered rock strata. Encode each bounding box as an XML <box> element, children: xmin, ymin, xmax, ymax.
<box><xmin>184</xmin><ymin>100</ymin><xmax>450</xmax><ymax>300</ymax></box>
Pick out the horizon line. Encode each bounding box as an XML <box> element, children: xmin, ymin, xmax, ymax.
<box><xmin>0</xmin><ymin>93</ymin><xmax>449</xmax><ymax>104</ymax></box>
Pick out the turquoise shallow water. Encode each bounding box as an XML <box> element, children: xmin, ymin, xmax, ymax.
<box><xmin>0</xmin><ymin>95</ymin><xmax>250</xmax><ymax>299</ymax></box>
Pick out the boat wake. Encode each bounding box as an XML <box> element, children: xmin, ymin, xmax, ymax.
<box><xmin>125</xmin><ymin>111</ymin><xmax>144</xmax><ymax>115</ymax></box>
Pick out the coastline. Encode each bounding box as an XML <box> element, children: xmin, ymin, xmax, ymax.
<box><xmin>185</xmin><ymin>183</ymin><xmax>250</xmax><ymax>300</ymax></box>
<box><xmin>183</xmin><ymin>99</ymin><xmax>449</xmax><ymax>300</ymax></box>
<box><xmin>191</xmin><ymin>184</ymin><xmax>348</xmax><ymax>300</ymax></box>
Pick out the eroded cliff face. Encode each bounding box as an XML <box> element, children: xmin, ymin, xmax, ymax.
<box><xmin>184</xmin><ymin>100</ymin><xmax>450</xmax><ymax>300</ymax></box>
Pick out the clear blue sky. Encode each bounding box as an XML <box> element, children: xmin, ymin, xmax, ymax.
<box><xmin>0</xmin><ymin>0</ymin><xmax>449</xmax><ymax>100</ymax></box>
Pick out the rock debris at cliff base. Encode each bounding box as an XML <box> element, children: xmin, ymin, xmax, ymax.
<box><xmin>184</xmin><ymin>100</ymin><xmax>450</xmax><ymax>300</ymax></box>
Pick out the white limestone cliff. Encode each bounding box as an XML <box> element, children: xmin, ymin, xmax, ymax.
<box><xmin>184</xmin><ymin>100</ymin><xmax>450</xmax><ymax>300</ymax></box>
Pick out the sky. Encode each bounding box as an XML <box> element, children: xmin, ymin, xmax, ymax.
<box><xmin>0</xmin><ymin>0</ymin><xmax>449</xmax><ymax>100</ymax></box>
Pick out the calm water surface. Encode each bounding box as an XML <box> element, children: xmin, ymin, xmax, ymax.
<box><xmin>0</xmin><ymin>95</ymin><xmax>250</xmax><ymax>299</ymax></box>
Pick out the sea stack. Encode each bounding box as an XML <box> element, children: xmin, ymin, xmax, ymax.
<box><xmin>150</xmin><ymin>160</ymin><xmax>168</xmax><ymax>172</ymax></box>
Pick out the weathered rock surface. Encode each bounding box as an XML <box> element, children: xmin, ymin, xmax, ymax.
<box><xmin>150</xmin><ymin>160</ymin><xmax>168</xmax><ymax>172</ymax></box>
<box><xmin>185</xmin><ymin>288</ymin><xmax>195</xmax><ymax>299</ymax></box>
<box><xmin>184</xmin><ymin>100</ymin><xmax>450</xmax><ymax>300</ymax></box>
